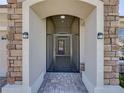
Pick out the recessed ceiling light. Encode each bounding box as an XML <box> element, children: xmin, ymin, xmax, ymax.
<box><xmin>60</xmin><ymin>15</ymin><xmax>65</xmax><ymax>19</ymax></box>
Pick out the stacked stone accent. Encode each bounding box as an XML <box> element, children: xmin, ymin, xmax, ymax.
<box><xmin>7</xmin><ymin>0</ymin><xmax>22</xmax><ymax>84</ymax></box>
<box><xmin>103</xmin><ymin>0</ymin><xmax>120</xmax><ymax>85</ymax></box>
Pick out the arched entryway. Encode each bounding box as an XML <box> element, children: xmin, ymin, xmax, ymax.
<box><xmin>46</xmin><ymin>15</ymin><xmax>80</xmax><ymax>72</ymax></box>
<box><xmin>22</xmin><ymin>0</ymin><xmax>104</xmax><ymax>93</ymax></box>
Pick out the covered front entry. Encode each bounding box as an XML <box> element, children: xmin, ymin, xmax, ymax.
<box><xmin>21</xmin><ymin>0</ymin><xmax>104</xmax><ymax>93</ymax></box>
<box><xmin>21</xmin><ymin>0</ymin><xmax>104</xmax><ymax>92</ymax></box>
<box><xmin>2</xmin><ymin>0</ymin><xmax>124</xmax><ymax>93</ymax></box>
<box><xmin>46</xmin><ymin>15</ymin><xmax>80</xmax><ymax>72</ymax></box>
<box><xmin>1</xmin><ymin>0</ymin><xmax>103</xmax><ymax>93</ymax></box>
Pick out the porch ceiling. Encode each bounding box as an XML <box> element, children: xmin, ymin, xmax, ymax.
<box><xmin>51</xmin><ymin>15</ymin><xmax>75</xmax><ymax>28</ymax></box>
<box><xmin>31</xmin><ymin>0</ymin><xmax>95</xmax><ymax>19</ymax></box>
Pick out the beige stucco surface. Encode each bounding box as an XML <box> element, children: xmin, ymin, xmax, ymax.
<box><xmin>31</xmin><ymin>0</ymin><xmax>95</xmax><ymax>19</ymax></box>
<box><xmin>0</xmin><ymin>7</ymin><xmax>8</xmax><ymax>77</ymax></box>
<box><xmin>0</xmin><ymin>8</ymin><xmax>8</xmax><ymax>31</ymax></box>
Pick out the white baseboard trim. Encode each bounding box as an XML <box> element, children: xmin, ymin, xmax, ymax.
<box><xmin>82</xmin><ymin>72</ymin><xmax>95</xmax><ymax>93</ymax></box>
<box><xmin>2</xmin><ymin>84</ymin><xmax>22</xmax><ymax>93</ymax></box>
<box><xmin>2</xmin><ymin>84</ymin><xmax>31</xmax><ymax>93</ymax></box>
<box><xmin>82</xmin><ymin>71</ymin><xmax>124</xmax><ymax>93</ymax></box>
<box><xmin>31</xmin><ymin>72</ymin><xmax>46</xmax><ymax>93</ymax></box>
<box><xmin>94</xmin><ymin>86</ymin><xmax>124</xmax><ymax>93</ymax></box>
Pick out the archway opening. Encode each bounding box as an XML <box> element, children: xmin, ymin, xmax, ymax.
<box><xmin>46</xmin><ymin>15</ymin><xmax>80</xmax><ymax>72</ymax></box>
<box><xmin>22</xmin><ymin>0</ymin><xmax>104</xmax><ymax>93</ymax></box>
<box><xmin>27</xmin><ymin>0</ymin><xmax>100</xmax><ymax>89</ymax></box>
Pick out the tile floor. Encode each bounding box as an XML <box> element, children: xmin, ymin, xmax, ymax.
<box><xmin>38</xmin><ymin>73</ymin><xmax>88</xmax><ymax>93</ymax></box>
<box><xmin>47</xmin><ymin>57</ymin><xmax>78</xmax><ymax>72</ymax></box>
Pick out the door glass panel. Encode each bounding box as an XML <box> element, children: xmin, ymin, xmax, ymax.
<box><xmin>55</xmin><ymin>36</ymin><xmax>70</xmax><ymax>56</ymax></box>
<box><xmin>58</xmin><ymin>40</ymin><xmax>65</xmax><ymax>55</ymax></box>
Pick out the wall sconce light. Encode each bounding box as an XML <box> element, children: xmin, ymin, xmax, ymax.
<box><xmin>23</xmin><ymin>32</ymin><xmax>29</xmax><ymax>39</ymax></box>
<box><xmin>97</xmin><ymin>32</ymin><xmax>104</xmax><ymax>39</ymax></box>
<box><xmin>1</xmin><ymin>36</ymin><xmax>7</xmax><ymax>40</ymax></box>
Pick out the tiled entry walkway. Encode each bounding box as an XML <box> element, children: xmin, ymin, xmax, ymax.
<box><xmin>38</xmin><ymin>73</ymin><xmax>88</xmax><ymax>93</ymax></box>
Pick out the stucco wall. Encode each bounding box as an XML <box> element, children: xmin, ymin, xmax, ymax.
<box><xmin>0</xmin><ymin>32</ymin><xmax>8</xmax><ymax>77</ymax></box>
<box><xmin>29</xmin><ymin>9</ymin><xmax>46</xmax><ymax>86</ymax></box>
<box><xmin>84</xmin><ymin>8</ymin><xmax>97</xmax><ymax>86</ymax></box>
<box><xmin>31</xmin><ymin>0</ymin><xmax>95</xmax><ymax>19</ymax></box>
<box><xmin>0</xmin><ymin>7</ymin><xmax>8</xmax><ymax>77</ymax></box>
<box><xmin>0</xmin><ymin>8</ymin><xmax>8</xmax><ymax>30</ymax></box>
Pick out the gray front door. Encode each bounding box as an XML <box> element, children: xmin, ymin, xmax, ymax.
<box><xmin>52</xmin><ymin>34</ymin><xmax>75</xmax><ymax>72</ymax></box>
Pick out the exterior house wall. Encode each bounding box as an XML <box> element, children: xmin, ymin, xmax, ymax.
<box><xmin>29</xmin><ymin>8</ymin><xmax>46</xmax><ymax>87</ymax></box>
<box><xmin>0</xmin><ymin>6</ymin><xmax>8</xmax><ymax>77</ymax></box>
<box><xmin>84</xmin><ymin>8</ymin><xmax>97</xmax><ymax>86</ymax></box>
<box><xmin>6</xmin><ymin>0</ymin><xmax>119</xmax><ymax>86</ymax></box>
<box><xmin>28</xmin><ymin>9</ymin><xmax>46</xmax><ymax>92</ymax></box>
<box><xmin>0</xmin><ymin>32</ymin><xmax>8</xmax><ymax>77</ymax></box>
<box><xmin>0</xmin><ymin>7</ymin><xmax>8</xmax><ymax>30</ymax></box>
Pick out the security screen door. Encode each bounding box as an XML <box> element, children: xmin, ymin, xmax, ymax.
<box><xmin>46</xmin><ymin>15</ymin><xmax>80</xmax><ymax>72</ymax></box>
<box><xmin>53</xmin><ymin>34</ymin><xmax>73</xmax><ymax>72</ymax></box>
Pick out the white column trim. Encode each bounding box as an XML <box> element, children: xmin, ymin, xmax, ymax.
<box><xmin>96</xmin><ymin>1</ymin><xmax>104</xmax><ymax>87</ymax></box>
<box><xmin>22</xmin><ymin>2</ymin><xmax>30</xmax><ymax>87</ymax></box>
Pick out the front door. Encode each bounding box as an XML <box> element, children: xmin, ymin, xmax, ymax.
<box><xmin>53</xmin><ymin>34</ymin><xmax>73</xmax><ymax>72</ymax></box>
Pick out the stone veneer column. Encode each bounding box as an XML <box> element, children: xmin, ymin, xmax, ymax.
<box><xmin>7</xmin><ymin>0</ymin><xmax>22</xmax><ymax>84</ymax></box>
<box><xmin>103</xmin><ymin>0</ymin><xmax>120</xmax><ymax>85</ymax></box>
